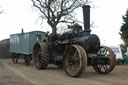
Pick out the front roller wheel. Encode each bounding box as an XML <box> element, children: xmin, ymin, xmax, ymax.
<box><xmin>32</xmin><ymin>43</ymin><xmax>49</xmax><ymax>69</ymax></box>
<box><xmin>92</xmin><ymin>46</ymin><xmax>116</xmax><ymax>74</ymax></box>
<box><xmin>64</xmin><ymin>45</ymin><xmax>87</xmax><ymax>77</ymax></box>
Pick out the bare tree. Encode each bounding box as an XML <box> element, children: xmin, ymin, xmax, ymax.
<box><xmin>31</xmin><ymin>0</ymin><xmax>89</xmax><ymax>35</ymax></box>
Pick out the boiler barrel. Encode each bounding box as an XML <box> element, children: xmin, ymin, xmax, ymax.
<box><xmin>75</xmin><ymin>34</ymin><xmax>100</xmax><ymax>53</ymax></box>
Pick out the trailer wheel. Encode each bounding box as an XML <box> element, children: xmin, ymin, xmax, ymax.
<box><xmin>12</xmin><ymin>53</ymin><xmax>19</xmax><ymax>64</ymax></box>
<box><xmin>64</xmin><ymin>45</ymin><xmax>87</xmax><ymax>77</ymax></box>
<box><xmin>24</xmin><ymin>56</ymin><xmax>31</xmax><ymax>66</ymax></box>
<box><xmin>32</xmin><ymin>43</ymin><xmax>49</xmax><ymax>69</ymax></box>
<box><xmin>92</xmin><ymin>46</ymin><xmax>116</xmax><ymax>74</ymax></box>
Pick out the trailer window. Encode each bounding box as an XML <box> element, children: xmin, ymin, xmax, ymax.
<box><xmin>36</xmin><ymin>35</ymin><xmax>41</xmax><ymax>40</ymax></box>
<box><xmin>111</xmin><ymin>48</ymin><xmax>120</xmax><ymax>53</ymax></box>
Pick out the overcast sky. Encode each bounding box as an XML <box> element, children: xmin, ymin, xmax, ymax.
<box><xmin>0</xmin><ymin>0</ymin><xmax>128</xmax><ymax>46</ymax></box>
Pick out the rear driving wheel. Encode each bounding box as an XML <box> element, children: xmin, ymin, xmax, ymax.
<box><xmin>32</xmin><ymin>43</ymin><xmax>49</xmax><ymax>69</ymax></box>
<box><xmin>92</xmin><ymin>46</ymin><xmax>116</xmax><ymax>74</ymax></box>
<box><xmin>64</xmin><ymin>45</ymin><xmax>87</xmax><ymax>77</ymax></box>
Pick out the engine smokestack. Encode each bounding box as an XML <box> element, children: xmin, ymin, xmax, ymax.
<box><xmin>83</xmin><ymin>5</ymin><xmax>91</xmax><ymax>34</ymax></box>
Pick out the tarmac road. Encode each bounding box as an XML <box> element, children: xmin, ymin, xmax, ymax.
<box><xmin>0</xmin><ymin>59</ymin><xmax>128</xmax><ymax>85</ymax></box>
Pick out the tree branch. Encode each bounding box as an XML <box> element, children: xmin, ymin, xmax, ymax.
<box><xmin>31</xmin><ymin>0</ymin><xmax>48</xmax><ymax>18</ymax></box>
<box><xmin>31</xmin><ymin>0</ymin><xmax>89</xmax><ymax>34</ymax></box>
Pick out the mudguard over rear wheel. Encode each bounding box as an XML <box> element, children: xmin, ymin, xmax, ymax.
<box><xmin>64</xmin><ymin>45</ymin><xmax>87</xmax><ymax>77</ymax></box>
<box><xmin>32</xmin><ymin>42</ymin><xmax>49</xmax><ymax>69</ymax></box>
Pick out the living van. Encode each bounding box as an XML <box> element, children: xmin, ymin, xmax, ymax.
<box><xmin>110</xmin><ymin>46</ymin><xmax>123</xmax><ymax>64</ymax></box>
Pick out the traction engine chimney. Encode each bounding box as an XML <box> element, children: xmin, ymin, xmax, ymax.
<box><xmin>83</xmin><ymin>5</ymin><xmax>91</xmax><ymax>34</ymax></box>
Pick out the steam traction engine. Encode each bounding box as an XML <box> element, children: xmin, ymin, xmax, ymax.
<box><xmin>32</xmin><ymin>5</ymin><xmax>116</xmax><ymax>77</ymax></box>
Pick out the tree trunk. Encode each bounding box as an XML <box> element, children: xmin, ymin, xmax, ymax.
<box><xmin>47</xmin><ymin>20</ymin><xmax>57</xmax><ymax>35</ymax></box>
<box><xmin>52</xmin><ymin>27</ymin><xmax>57</xmax><ymax>35</ymax></box>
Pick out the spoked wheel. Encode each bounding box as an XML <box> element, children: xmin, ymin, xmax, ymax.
<box><xmin>24</xmin><ymin>56</ymin><xmax>31</xmax><ymax>66</ymax></box>
<box><xmin>92</xmin><ymin>46</ymin><xmax>116</xmax><ymax>74</ymax></box>
<box><xmin>12</xmin><ymin>53</ymin><xmax>19</xmax><ymax>64</ymax></box>
<box><xmin>32</xmin><ymin>42</ymin><xmax>49</xmax><ymax>69</ymax></box>
<box><xmin>64</xmin><ymin>45</ymin><xmax>87</xmax><ymax>77</ymax></box>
